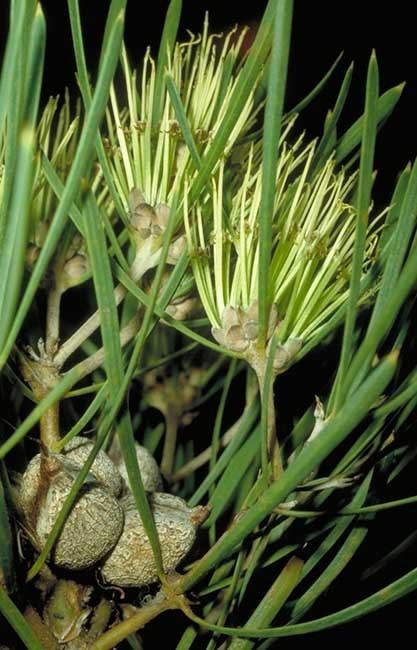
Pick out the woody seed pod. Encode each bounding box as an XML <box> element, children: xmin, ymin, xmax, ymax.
<box><xmin>101</xmin><ymin>492</ymin><xmax>204</xmax><ymax>587</ymax></box>
<box><xmin>117</xmin><ymin>443</ymin><xmax>163</xmax><ymax>493</ymax></box>
<box><xmin>63</xmin><ymin>436</ymin><xmax>123</xmax><ymax>497</ymax></box>
<box><xmin>19</xmin><ymin>455</ymin><xmax>124</xmax><ymax>570</ymax></box>
<box><xmin>19</xmin><ymin>438</ymin><xmax>123</xmax><ymax>506</ymax></box>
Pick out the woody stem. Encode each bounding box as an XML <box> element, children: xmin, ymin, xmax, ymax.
<box><xmin>92</xmin><ymin>594</ymin><xmax>180</xmax><ymax>650</ymax></box>
<box><xmin>45</xmin><ymin>286</ymin><xmax>63</xmax><ymax>356</ymax></box>
<box><xmin>20</xmin><ymin>355</ymin><xmax>61</xmax><ymax>452</ymax></box>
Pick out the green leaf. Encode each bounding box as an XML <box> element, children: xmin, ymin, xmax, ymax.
<box><xmin>291</xmin><ymin>524</ymin><xmax>369</xmax><ymax>622</ymax></box>
<box><xmin>0</xmin><ymin>0</ymin><xmax>125</xmax><ymax>370</ymax></box>
<box><xmin>0</xmin><ymin>1</ymin><xmax>37</xmax><ymax>245</ymax></box>
<box><xmin>152</xmin><ymin>0</ymin><xmax>182</xmax><ymax>127</ymax></box>
<box><xmin>23</xmin><ymin>4</ymin><xmax>46</xmax><ymax>126</ymax></box>
<box><xmin>176</xmin><ymin>627</ymin><xmax>197</xmax><ymax>650</ymax></box>
<box><xmin>0</xmin><ymin>117</ymin><xmax>34</xmax><ymax>305</ymax></box>
<box><xmin>375</xmin><ymin>369</ymin><xmax>417</xmax><ymax>419</ymax></box>
<box><xmin>98</xmin><ymin>0</ymin><xmax>128</xmax><ymax>70</ymax></box>
<box><xmin>287</xmin><ymin>52</ymin><xmax>343</xmax><ymax>116</ymax></box>
<box><xmin>179</xmin><ymin>351</ymin><xmax>397</xmax><ymax>591</ymax></box>
<box><xmin>230</xmin><ymin>557</ymin><xmax>303</xmax><ymax>650</ymax></box>
<box><xmin>331</xmin><ymin>51</ymin><xmax>379</xmax><ymax>411</ymax></box>
<box><xmin>183</xmin><ymin>561</ymin><xmax>417</xmax><ymax>638</ymax></box>
<box><xmin>344</xmin><ymin>245</ymin><xmax>417</xmax><ymax>395</ymax></box>
<box><xmin>0</xmin><ymin>1</ymin><xmax>32</xmax><ymax>131</ymax></box>
<box><xmin>82</xmin><ymin>193</ymin><xmax>123</xmax><ymax>386</ymax></box>
<box><xmin>81</xmin><ymin>190</ymin><xmax>164</xmax><ymax>577</ymax></box>
<box><xmin>378</xmin><ymin>165</ymin><xmax>410</xmax><ymax>253</ymax></box>
<box><xmin>335</xmin><ymin>83</ymin><xmax>404</xmax><ymax>163</ymax></box>
<box><xmin>0</xmin><ymin>6</ymin><xmax>45</xmax><ymax>353</ymax></box>
<box><xmin>68</xmin><ymin>0</ymin><xmax>130</xmax><ymax>231</ymax></box>
<box><xmin>204</xmin><ymin>428</ymin><xmax>260</xmax><ymax>528</ymax></box>
<box><xmin>166</xmin><ymin>75</ymin><xmax>201</xmax><ymax>168</ymax></box>
<box><xmin>312</xmin><ymin>62</ymin><xmax>353</xmax><ymax>169</ymax></box>
<box><xmin>369</xmin><ymin>156</ymin><xmax>417</xmax><ymax>326</ymax></box>
<box><xmin>258</xmin><ymin>0</ymin><xmax>294</xmax><ymax>344</ymax></box>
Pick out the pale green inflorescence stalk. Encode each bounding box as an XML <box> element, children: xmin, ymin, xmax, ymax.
<box><xmin>184</xmin><ymin>127</ymin><xmax>384</xmax><ymax>374</ymax></box>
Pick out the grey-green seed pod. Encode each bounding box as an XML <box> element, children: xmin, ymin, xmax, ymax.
<box><xmin>63</xmin><ymin>437</ymin><xmax>123</xmax><ymax>498</ymax></box>
<box><xmin>117</xmin><ymin>443</ymin><xmax>163</xmax><ymax>493</ymax></box>
<box><xmin>19</xmin><ymin>438</ymin><xmax>122</xmax><ymax>504</ymax></box>
<box><xmin>19</xmin><ymin>463</ymin><xmax>124</xmax><ymax>571</ymax></box>
<box><xmin>101</xmin><ymin>492</ymin><xmax>200</xmax><ymax>587</ymax></box>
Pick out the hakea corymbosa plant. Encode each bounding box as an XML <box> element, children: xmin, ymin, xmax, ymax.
<box><xmin>184</xmin><ymin>127</ymin><xmax>384</xmax><ymax>475</ymax></box>
<box><xmin>2</xmin><ymin>1</ymin><xmax>417</xmax><ymax>648</ymax></box>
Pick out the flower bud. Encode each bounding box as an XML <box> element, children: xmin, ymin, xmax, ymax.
<box><xmin>212</xmin><ymin>303</ymin><xmax>279</xmax><ymax>353</ymax></box>
<box><xmin>26</xmin><ymin>244</ymin><xmax>41</xmax><ymax>269</ymax></box>
<box><xmin>61</xmin><ymin>254</ymin><xmax>89</xmax><ymax>289</ymax></box>
<box><xmin>271</xmin><ymin>337</ymin><xmax>303</xmax><ymax>373</ymax></box>
<box><xmin>131</xmin><ymin>202</ymin><xmax>156</xmax><ymax>240</ymax></box>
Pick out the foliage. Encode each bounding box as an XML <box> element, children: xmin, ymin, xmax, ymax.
<box><xmin>0</xmin><ymin>0</ymin><xmax>416</xmax><ymax>648</ymax></box>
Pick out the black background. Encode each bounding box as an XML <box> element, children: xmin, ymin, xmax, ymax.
<box><xmin>2</xmin><ymin>0</ymin><xmax>417</xmax><ymax>207</ymax></box>
<box><xmin>1</xmin><ymin>1</ymin><xmax>416</xmax><ymax>647</ymax></box>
